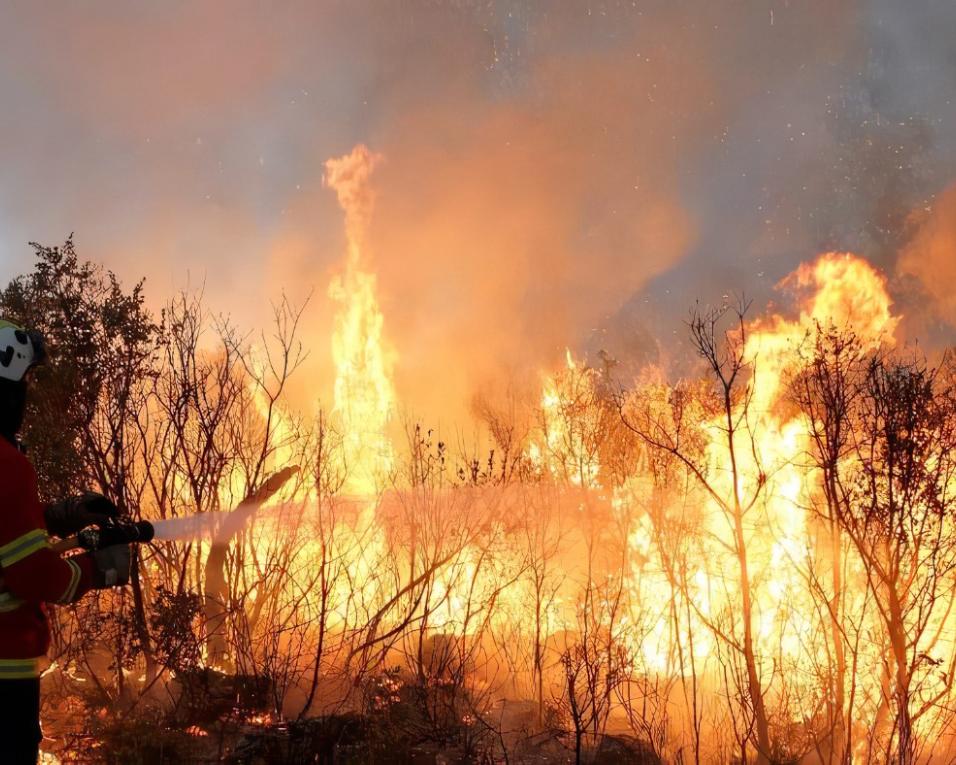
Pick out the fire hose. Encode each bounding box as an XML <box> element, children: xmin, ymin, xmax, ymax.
<box><xmin>50</xmin><ymin>464</ymin><xmax>298</xmax><ymax>553</ymax></box>
<box><xmin>49</xmin><ymin>519</ymin><xmax>155</xmax><ymax>553</ymax></box>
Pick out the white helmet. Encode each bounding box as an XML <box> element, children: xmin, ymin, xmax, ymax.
<box><xmin>0</xmin><ymin>320</ymin><xmax>47</xmax><ymax>382</ymax></box>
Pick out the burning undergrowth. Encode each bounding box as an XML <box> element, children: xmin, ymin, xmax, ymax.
<box><xmin>4</xmin><ymin>147</ymin><xmax>956</xmax><ymax>764</ymax></box>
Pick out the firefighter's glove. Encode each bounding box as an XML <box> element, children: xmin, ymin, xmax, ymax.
<box><xmin>45</xmin><ymin>492</ymin><xmax>119</xmax><ymax>537</ymax></box>
<box><xmin>91</xmin><ymin>544</ymin><xmax>132</xmax><ymax>589</ymax></box>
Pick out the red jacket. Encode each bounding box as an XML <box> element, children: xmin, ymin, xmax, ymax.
<box><xmin>0</xmin><ymin>437</ymin><xmax>95</xmax><ymax>678</ymax></box>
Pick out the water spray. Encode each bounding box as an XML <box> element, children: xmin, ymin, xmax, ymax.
<box><xmin>50</xmin><ymin>465</ymin><xmax>300</xmax><ymax>552</ymax></box>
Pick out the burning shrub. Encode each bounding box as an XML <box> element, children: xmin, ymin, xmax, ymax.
<box><xmin>358</xmin><ymin>662</ymin><xmax>499</xmax><ymax>763</ymax></box>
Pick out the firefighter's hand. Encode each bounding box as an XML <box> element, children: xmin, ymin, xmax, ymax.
<box><xmin>45</xmin><ymin>493</ymin><xmax>119</xmax><ymax>537</ymax></box>
<box><xmin>90</xmin><ymin>544</ymin><xmax>132</xmax><ymax>588</ymax></box>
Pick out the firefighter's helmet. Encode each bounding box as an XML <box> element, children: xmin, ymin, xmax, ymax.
<box><xmin>0</xmin><ymin>321</ymin><xmax>47</xmax><ymax>382</ymax></box>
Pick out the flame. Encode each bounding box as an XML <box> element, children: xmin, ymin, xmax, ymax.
<box><xmin>612</xmin><ymin>252</ymin><xmax>903</xmax><ymax>738</ymax></box>
<box><xmin>127</xmin><ymin>245</ymin><xmax>956</xmax><ymax>761</ymax></box>
<box><xmin>532</xmin><ymin>349</ymin><xmax>602</xmax><ymax>487</ymax></box>
<box><xmin>524</xmin><ymin>257</ymin><xmax>900</xmax><ymax>693</ymax></box>
<box><xmin>325</xmin><ymin>145</ymin><xmax>396</xmax><ymax>495</ymax></box>
<box><xmin>791</xmin><ymin>250</ymin><xmax>898</xmax><ymax>346</ymax></box>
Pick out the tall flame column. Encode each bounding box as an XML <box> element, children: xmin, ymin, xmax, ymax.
<box><xmin>325</xmin><ymin>145</ymin><xmax>396</xmax><ymax>495</ymax></box>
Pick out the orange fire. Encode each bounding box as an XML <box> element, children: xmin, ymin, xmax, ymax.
<box><xmin>325</xmin><ymin>145</ymin><xmax>396</xmax><ymax>495</ymax></box>
<box><xmin>531</xmin><ymin>349</ymin><xmax>603</xmax><ymax>488</ymax></box>
<box><xmin>124</xmin><ymin>147</ymin><xmax>953</xmax><ymax>765</ymax></box>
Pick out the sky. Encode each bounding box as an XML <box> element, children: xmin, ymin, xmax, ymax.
<box><xmin>0</xmin><ymin>1</ymin><xmax>954</xmax><ymax>422</ymax></box>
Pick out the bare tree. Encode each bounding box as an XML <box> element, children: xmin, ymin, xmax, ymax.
<box><xmin>789</xmin><ymin>326</ymin><xmax>869</xmax><ymax>764</ymax></box>
<box><xmin>204</xmin><ymin>294</ymin><xmax>308</xmax><ymax>667</ymax></box>
<box><xmin>553</xmin><ymin>571</ymin><xmax>631</xmax><ymax>764</ymax></box>
<box><xmin>808</xmin><ymin>346</ymin><xmax>956</xmax><ymax>764</ymax></box>
<box><xmin>620</xmin><ymin>300</ymin><xmax>774</xmax><ymax>763</ymax></box>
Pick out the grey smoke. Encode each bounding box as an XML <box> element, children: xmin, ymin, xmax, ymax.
<box><xmin>0</xmin><ymin>1</ymin><xmax>952</xmax><ymax>418</ymax></box>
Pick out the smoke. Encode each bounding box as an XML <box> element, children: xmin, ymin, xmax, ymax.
<box><xmin>897</xmin><ymin>186</ymin><xmax>956</xmax><ymax>343</ymax></box>
<box><xmin>324</xmin><ymin>146</ymin><xmax>382</xmax><ymax>260</ymax></box>
<box><xmin>0</xmin><ymin>2</ymin><xmax>953</xmax><ymax>422</ymax></box>
<box><xmin>617</xmin><ymin>0</ymin><xmax>956</xmax><ymax>369</ymax></box>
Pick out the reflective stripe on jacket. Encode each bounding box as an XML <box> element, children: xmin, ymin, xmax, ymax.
<box><xmin>0</xmin><ymin>438</ymin><xmax>95</xmax><ymax>673</ymax></box>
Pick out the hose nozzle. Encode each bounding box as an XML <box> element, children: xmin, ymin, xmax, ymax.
<box><xmin>76</xmin><ymin>520</ymin><xmax>155</xmax><ymax>551</ymax></box>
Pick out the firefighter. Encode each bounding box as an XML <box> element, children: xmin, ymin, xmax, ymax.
<box><xmin>0</xmin><ymin>320</ymin><xmax>131</xmax><ymax>763</ymax></box>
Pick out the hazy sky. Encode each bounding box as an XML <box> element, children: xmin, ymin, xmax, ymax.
<box><xmin>1</xmin><ymin>1</ymin><xmax>954</xmax><ymax>419</ymax></box>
